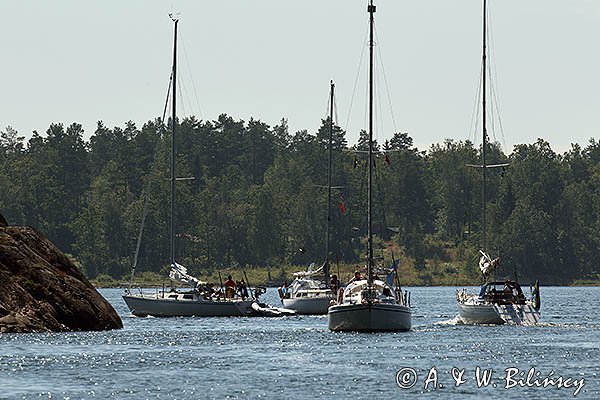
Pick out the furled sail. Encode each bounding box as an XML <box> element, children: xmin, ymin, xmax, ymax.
<box><xmin>169</xmin><ymin>262</ymin><xmax>203</xmax><ymax>286</ymax></box>
<box><xmin>478</xmin><ymin>250</ymin><xmax>500</xmax><ymax>276</ymax></box>
<box><xmin>292</xmin><ymin>262</ymin><xmax>324</xmax><ymax>277</ymax></box>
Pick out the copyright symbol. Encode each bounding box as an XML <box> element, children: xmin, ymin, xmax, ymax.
<box><xmin>396</xmin><ymin>368</ymin><xmax>418</xmax><ymax>389</ymax></box>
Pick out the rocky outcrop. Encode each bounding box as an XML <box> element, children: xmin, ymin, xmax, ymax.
<box><xmin>0</xmin><ymin>225</ymin><xmax>123</xmax><ymax>333</ymax></box>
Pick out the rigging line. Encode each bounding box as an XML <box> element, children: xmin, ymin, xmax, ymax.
<box><xmin>485</xmin><ymin>1</ymin><xmax>508</xmax><ymax>152</ymax></box>
<box><xmin>333</xmin><ymin>90</ymin><xmax>339</xmax><ymax>127</ymax></box>
<box><xmin>178</xmin><ymin>65</ymin><xmax>196</xmax><ymax>120</ymax></box>
<box><xmin>468</xmin><ymin>61</ymin><xmax>483</xmax><ymax>145</ymax></box>
<box><xmin>177</xmin><ymin>73</ymin><xmax>188</xmax><ymax>120</ymax></box>
<box><xmin>488</xmin><ymin>83</ymin><xmax>504</xmax><ymax>153</ymax></box>
<box><xmin>131</xmin><ymin>120</ymin><xmax>171</xmax><ymax>287</ymax></box>
<box><xmin>464</xmin><ymin>166</ymin><xmax>474</xmax><ymax>242</ymax></box>
<box><xmin>488</xmin><ymin>68</ymin><xmax>497</xmax><ymax>144</ymax></box>
<box><xmin>374</xmin><ymin>25</ymin><xmax>398</xmax><ymax>134</ymax></box>
<box><xmin>358</xmin><ymin>153</ymin><xmax>368</xmax><ymax>213</ymax></box>
<box><xmin>374</xmin><ymin>157</ymin><xmax>387</xmax><ymax>243</ymax></box>
<box><xmin>363</xmin><ymin>65</ymin><xmax>369</xmax><ymax>137</ymax></box>
<box><xmin>474</xmin><ymin>82</ymin><xmax>481</xmax><ymax>146</ymax></box>
<box><xmin>162</xmin><ymin>72</ymin><xmax>173</xmax><ymax>124</ymax></box>
<box><xmin>325</xmin><ymin>85</ymin><xmax>332</xmax><ymax>121</ymax></box>
<box><xmin>376</xmin><ymin>61</ymin><xmax>385</xmax><ymax>147</ymax></box>
<box><xmin>486</xmin><ymin>6</ymin><xmax>498</xmax><ymax>146</ymax></box>
<box><xmin>179</xmin><ymin>29</ymin><xmax>204</xmax><ymax>120</ymax></box>
<box><xmin>344</xmin><ymin>22</ymin><xmax>370</xmax><ymax>134</ymax></box>
<box><xmin>128</xmin><ymin>187</ymin><xmax>149</xmax><ymax>292</ymax></box>
<box><xmin>491</xmin><ymin>82</ymin><xmax>507</xmax><ymax>152</ymax></box>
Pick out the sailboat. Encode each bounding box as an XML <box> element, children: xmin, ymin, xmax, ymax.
<box><xmin>278</xmin><ymin>81</ymin><xmax>338</xmax><ymax>315</ymax></box>
<box><xmin>122</xmin><ymin>15</ymin><xmax>275</xmax><ymax>317</ymax></box>
<box><xmin>456</xmin><ymin>0</ymin><xmax>541</xmax><ymax>325</ymax></box>
<box><xmin>327</xmin><ymin>1</ymin><xmax>411</xmax><ymax>332</ymax></box>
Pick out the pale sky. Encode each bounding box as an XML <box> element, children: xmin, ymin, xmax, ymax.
<box><xmin>1</xmin><ymin>1</ymin><xmax>599</xmax><ymax>154</ymax></box>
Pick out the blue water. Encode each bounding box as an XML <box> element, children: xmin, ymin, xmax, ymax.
<box><xmin>0</xmin><ymin>287</ymin><xmax>598</xmax><ymax>399</ymax></box>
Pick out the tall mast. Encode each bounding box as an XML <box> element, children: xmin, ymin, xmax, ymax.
<box><xmin>170</xmin><ymin>15</ymin><xmax>178</xmax><ymax>264</ymax></box>
<box><xmin>325</xmin><ymin>80</ymin><xmax>334</xmax><ymax>286</ymax></box>
<box><xmin>367</xmin><ymin>0</ymin><xmax>376</xmax><ymax>286</ymax></box>
<box><xmin>481</xmin><ymin>0</ymin><xmax>487</xmax><ymax>253</ymax></box>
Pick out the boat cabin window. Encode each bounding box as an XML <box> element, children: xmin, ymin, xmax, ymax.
<box><xmin>182</xmin><ymin>294</ymin><xmax>193</xmax><ymax>300</ymax></box>
<box><xmin>168</xmin><ymin>294</ymin><xmax>178</xmax><ymax>299</ymax></box>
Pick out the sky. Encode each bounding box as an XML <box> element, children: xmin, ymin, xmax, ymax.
<box><xmin>1</xmin><ymin>0</ymin><xmax>599</xmax><ymax>154</ymax></box>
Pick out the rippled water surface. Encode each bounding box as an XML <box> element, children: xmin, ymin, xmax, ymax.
<box><xmin>1</xmin><ymin>286</ymin><xmax>599</xmax><ymax>399</ymax></box>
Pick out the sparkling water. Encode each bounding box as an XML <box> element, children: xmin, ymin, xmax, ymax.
<box><xmin>0</xmin><ymin>286</ymin><xmax>598</xmax><ymax>399</ymax></box>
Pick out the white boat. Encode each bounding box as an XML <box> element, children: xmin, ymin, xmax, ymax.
<box><xmin>457</xmin><ymin>280</ymin><xmax>541</xmax><ymax>325</ymax></box>
<box><xmin>456</xmin><ymin>0</ymin><xmax>540</xmax><ymax>325</ymax></box>
<box><xmin>122</xmin><ymin>15</ymin><xmax>269</xmax><ymax>318</ymax></box>
<box><xmin>123</xmin><ymin>261</ymin><xmax>258</xmax><ymax>317</ymax></box>
<box><xmin>327</xmin><ymin>0</ymin><xmax>411</xmax><ymax>332</ymax></box>
<box><xmin>278</xmin><ymin>81</ymin><xmax>340</xmax><ymax>315</ymax></box>
<box><xmin>280</xmin><ymin>264</ymin><xmax>334</xmax><ymax>315</ymax></box>
<box><xmin>329</xmin><ymin>279</ymin><xmax>410</xmax><ymax>332</ymax></box>
<box><xmin>123</xmin><ymin>289</ymin><xmax>254</xmax><ymax>317</ymax></box>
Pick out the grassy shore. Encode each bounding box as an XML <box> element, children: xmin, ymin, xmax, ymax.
<box><xmin>91</xmin><ymin>257</ymin><xmax>480</xmax><ymax>288</ymax></box>
<box><xmin>569</xmin><ymin>276</ymin><xmax>600</xmax><ymax>286</ymax></box>
<box><xmin>90</xmin><ymin>242</ymin><xmax>600</xmax><ymax>288</ymax></box>
<box><xmin>91</xmin><ymin>263</ymin><xmax>600</xmax><ymax>288</ymax></box>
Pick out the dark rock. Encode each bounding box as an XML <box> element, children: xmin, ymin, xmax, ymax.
<box><xmin>0</xmin><ymin>225</ymin><xmax>123</xmax><ymax>333</ymax></box>
<box><xmin>0</xmin><ymin>213</ymin><xmax>7</xmax><ymax>227</ymax></box>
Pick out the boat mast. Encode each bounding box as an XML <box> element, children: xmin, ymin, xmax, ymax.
<box><xmin>325</xmin><ymin>80</ymin><xmax>334</xmax><ymax>286</ymax></box>
<box><xmin>481</xmin><ymin>0</ymin><xmax>487</xmax><ymax>254</ymax></box>
<box><xmin>367</xmin><ymin>0</ymin><xmax>375</xmax><ymax>286</ymax></box>
<box><xmin>170</xmin><ymin>15</ymin><xmax>178</xmax><ymax>265</ymax></box>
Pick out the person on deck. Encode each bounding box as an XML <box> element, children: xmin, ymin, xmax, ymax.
<box><xmin>225</xmin><ymin>275</ymin><xmax>236</xmax><ymax>298</ymax></box>
<box><xmin>278</xmin><ymin>281</ymin><xmax>289</xmax><ymax>300</ymax></box>
<box><xmin>349</xmin><ymin>270</ymin><xmax>363</xmax><ymax>284</ymax></box>
<box><xmin>237</xmin><ymin>279</ymin><xmax>249</xmax><ymax>299</ymax></box>
<box><xmin>330</xmin><ymin>275</ymin><xmax>339</xmax><ymax>292</ymax></box>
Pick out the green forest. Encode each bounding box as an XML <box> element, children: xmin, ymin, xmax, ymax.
<box><xmin>1</xmin><ymin>116</ymin><xmax>599</xmax><ymax>285</ymax></box>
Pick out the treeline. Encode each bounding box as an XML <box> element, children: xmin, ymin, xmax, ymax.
<box><xmin>1</xmin><ymin>116</ymin><xmax>599</xmax><ymax>284</ymax></box>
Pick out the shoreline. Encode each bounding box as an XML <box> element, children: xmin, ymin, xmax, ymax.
<box><xmin>93</xmin><ymin>281</ymin><xmax>600</xmax><ymax>289</ymax></box>
<box><xmin>91</xmin><ymin>262</ymin><xmax>600</xmax><ymax>289</ymax></box>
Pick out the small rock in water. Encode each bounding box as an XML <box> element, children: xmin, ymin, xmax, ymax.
<box><xmin>0</xmin><ymin>224</ymin><xmax>123</xmax><ymax>333</ymax></box>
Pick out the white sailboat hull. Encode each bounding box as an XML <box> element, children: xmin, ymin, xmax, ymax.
<box><xmin>122</xmin><ymin>294</ymin><xmax>254</xmax><ymax>317</ymax></box>
<box><xmin>282</xmin><ymin>296</ymin><xmax>332</xmax><ymax>315</ymax></box>
<box><xmin>457</xmin><ymin>303</ymin><xmax>505</xmax><ymax>325</ymax></box>
<box><xmin>458</xmin><ymin>303</ymin><xmax>540</xmax><ymax>325</ymax></box>
<box><xmin>328</xmin><ymin>302</ymin><xmax>411</xmax><ymax>332</ymax></box>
